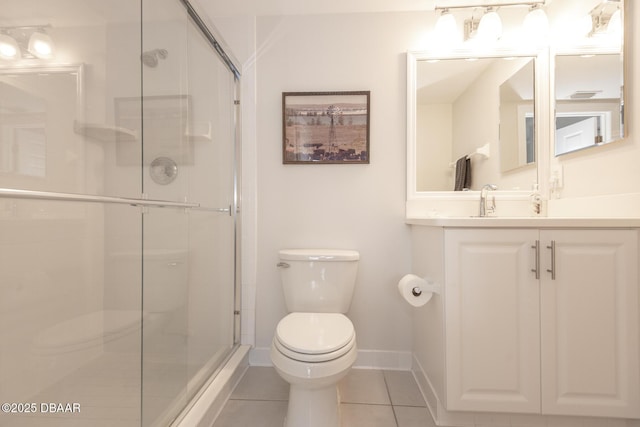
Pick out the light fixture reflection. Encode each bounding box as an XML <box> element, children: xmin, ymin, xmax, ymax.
<box><xmin>477</xmin><ymin>7</ymin><xmax>502</xmax><ymax>42</ymax></box>
<box><xmin>28</xmin><ymin>30</ymin><xmax>55</xmax><ymax>59</ymax></box>
<box><xmin>0</xmin><ymin>33</ymin><xmax>20</xmax><ymax>59</ymax></box>
<box><xmin>0</xmin><ymin>25</ymin><xmax>55</xmax><ymax>60</ymax></box>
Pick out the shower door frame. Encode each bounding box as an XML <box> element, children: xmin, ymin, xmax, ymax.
<box><xmin>174</xmin><ymin>0</ymin><xmax>242</xmax><ymax>348</ymax></box>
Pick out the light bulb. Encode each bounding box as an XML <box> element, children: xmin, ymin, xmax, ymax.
<box><xmin>435</xmin><ymin>10</ymin><xmax>458</xmax><ymax>42</ymax></box>
<box><xmin>0</xmin><ymin>34</ymin><xmax>20</xmax><ymax>59</ymax></box>
<box><xmin>607</xmin><ymin>8</ymin><xmax>622</xmax><ymax>36</ymax></box>
<box><xmin>477</xmin><ymin>8</ymin><xmax>502</xmax><ymax>42</ymax></box>
<box><xmin>28</xmin><ymin>30</ymin><xmax>55</xmax><ymax>59</ymax></box>
<box><xmin>522</xmin><ymin>5</ymin><xmax>549</xmax><ymax>47</ymax></box>
<box><xmin>523</xmin><ymin>6</ymin><xmax>549</xmax><ymax>35</ymax></box>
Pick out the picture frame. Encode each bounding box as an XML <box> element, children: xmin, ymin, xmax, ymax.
<box><xmin>282</xmin><ymin>91</ymin><xmax>370</xmax><ymax>164</ymax></box>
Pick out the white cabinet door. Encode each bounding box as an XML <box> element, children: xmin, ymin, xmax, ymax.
<box><xmin>444</xmin><ymin>229</ymin><xmax>541</xmax><ymax>413</ymax></box>
<box><xmin>540</xmin><ymin>229</ymin><xmax>640</xmax><ymax>418</ymax></box>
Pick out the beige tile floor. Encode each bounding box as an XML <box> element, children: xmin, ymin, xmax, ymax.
<box><xmin>212</xmin><ymin>367</ymin><xmax>436</xmax><ymax>427</ymax></box>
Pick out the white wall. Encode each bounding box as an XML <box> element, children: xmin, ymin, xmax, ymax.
<box><xmin>201</xmin><ymin>9</ymin><xmax>425</xmax><ymax>364</ymax></box>
<box><xmin>249</xmin><ymin>12</ymin><xmax>427</xmax><ymax>366</ymax></box>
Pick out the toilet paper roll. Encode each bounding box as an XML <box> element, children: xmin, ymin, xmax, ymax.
<box><xmin>398</xmin><ymin>274</ymin><xmax>438</xmax><ymax>307</ymax></box>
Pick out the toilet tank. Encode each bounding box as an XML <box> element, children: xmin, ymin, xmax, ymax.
<box><xmin>278</xmin><ymin>249</ymin><xmax>359</xmax><ymax>313</ymax></box>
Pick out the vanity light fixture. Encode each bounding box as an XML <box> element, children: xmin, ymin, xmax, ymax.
<box><xmin>0</xmin><ymin>25</ymin><xmax>55</xmax><ymax>60</ymax></box>
<box><xmin>434</xmin><ymin>1</ymin><xmax>546</xmax><ymax>44</ymax></box>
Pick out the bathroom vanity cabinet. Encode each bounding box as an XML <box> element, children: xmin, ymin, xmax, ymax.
<box><xmin>410</xmin><ymin>222</ymin><xmax>640</xmax><ymax>421</ymax></box>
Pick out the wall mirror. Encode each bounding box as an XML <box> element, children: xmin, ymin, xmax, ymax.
<box><xmin>553</xmin><ymin>0</ymin><xmax>624</xmax><ymax>157</ymax></box>
<box><xmin>554</xmin><ymin>52</ymin><xmax>624</xmax><ymax>156</ymax></box>
<box><xmin>408</xmin><ymin>52</ymin><xmax>538</xmax><ymax>195</ymax></box>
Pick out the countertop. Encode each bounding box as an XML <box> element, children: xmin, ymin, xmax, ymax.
<box><xmin>406</xmin><ymin>216</ymin><xmax>640</xmax><ymax>228</ymax></box>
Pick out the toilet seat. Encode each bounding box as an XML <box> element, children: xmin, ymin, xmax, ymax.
<box><xmin>275</xmin><ymin>313</ymin><xmax>355</xmax><ymax>363</ymax></box>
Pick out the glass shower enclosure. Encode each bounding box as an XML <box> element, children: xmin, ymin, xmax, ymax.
<box><xmin>0</xmin><ymin>0</ymin><xmax>241</xmax><ymax>425</ymax></box>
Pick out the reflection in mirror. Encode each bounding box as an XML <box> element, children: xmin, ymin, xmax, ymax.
<box><xmin>415</xmin><ymin>55</ymin><xmax>536</xmax><ymax>192</ymax></box>
<box><xmin>0</xmin><ymin>65</ymin><xmax>82</xmax><ymax>187</ymax></box>
<box><xmin>499</xmin><ymin>59</ymin><xmax>535</xmax><ymax>172</ymax></box>
<box><xmin>554</xmin><ymin>53</ymin><xmax>623</xmax><ymax>156</ymax></box>
<box><xmin>0</xmin><ymin>80</ymin><xmax>46</xmax><ymax>177</ymax></box>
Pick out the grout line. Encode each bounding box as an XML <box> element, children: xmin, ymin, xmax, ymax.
<box><xmin>382</xmin><ymin>370</ymin><xmax>400</xmax><ymax>427</ymax></box>
<box><xmin>341</xmin><ymin>402</ymin><xmax>396</xmax><ymax>407</ymax></box>
<box><xmin>227</xmin><ymin>397</ymin><xmax>288</xmax><ymax>402</ymax></box>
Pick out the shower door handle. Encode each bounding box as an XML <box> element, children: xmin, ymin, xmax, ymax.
<box><xmin>211</xmin><ymin>207</ymin><xmax>231</xmax><ymax>214</ymax></box>
<box><xmin>192</xmin><ymin>205</ymin><xmax>232</xmax><ymax>215</ymax></box>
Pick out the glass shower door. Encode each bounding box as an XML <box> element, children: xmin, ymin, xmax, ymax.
<box><xmin>140</xmin><ymin>0</ymin><xmax>238</xmax><ymax>425</ymax></box>
<box><xmin>0</xmin><ymin>1</ymin><xmax>145</xmax><ymax>426</ymax></box>
<box><xmin>0</xmin><ymin>0</ymin><xmax>239</xmax><ymax>425</ymax></box>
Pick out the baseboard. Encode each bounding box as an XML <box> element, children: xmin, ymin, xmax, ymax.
<box><xmin>250</xmin><ymin>346</ymin><xmax>412</xmax><ymax>370</ymax></box>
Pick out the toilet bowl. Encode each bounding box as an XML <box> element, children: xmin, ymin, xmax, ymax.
<box><xmin>271</xmin><ymin>313</ymin><xmax>357</xmax><ymax>427</ymax></box>
<box><xmin>271</xmin><ymin>249</ymin><xmax>359</xmax><ymax>427</ymax></box>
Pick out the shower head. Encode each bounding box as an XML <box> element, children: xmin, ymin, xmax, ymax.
<box><xmin>141</xmin><ymin>48</ymin><xmax>168</xmax><ymax>68</ymax></box>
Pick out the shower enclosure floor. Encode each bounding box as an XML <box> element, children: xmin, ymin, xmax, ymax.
<box><xmin>2</xmin><ymin>352</ymin><xmax>191</xmax><ymax>427</ymax></box>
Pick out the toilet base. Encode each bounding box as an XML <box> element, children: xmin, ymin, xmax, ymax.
<box><xmin>285</xmin><ymin>383</ymin><xmax>341</xmax><ymax>427</ymax></box>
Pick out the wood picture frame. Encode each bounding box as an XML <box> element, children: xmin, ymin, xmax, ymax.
<box><xmin>282</xmin><ymin>91</ymin><xmax>370</xmax><ymax>164</ymax></box>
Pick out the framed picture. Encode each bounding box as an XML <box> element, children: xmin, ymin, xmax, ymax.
<box><xmin>282</xmin><ymin>91</ymin><xmax>370</xmax><ymax>164</ymax></box>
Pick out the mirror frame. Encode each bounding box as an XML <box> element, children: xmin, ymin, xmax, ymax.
<box><xmin>0</xmin><ymin>63</ymin><xmax>84</xmax><ymax>103</ymax></box>
<box><xmin>406</xmin><ymin>49</ymin><xmax>547</xmax><ymax>217</ymax></box>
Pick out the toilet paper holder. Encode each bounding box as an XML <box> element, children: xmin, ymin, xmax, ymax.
<box><xmin>398</xmin><ymin>274</ymin><xmax>441</xmax><ymax>307</ymax></box>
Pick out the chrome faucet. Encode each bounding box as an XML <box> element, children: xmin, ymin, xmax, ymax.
<box><xmin>479</xmin><ymin>184</ymin><xmax>498</xmax><ymax>217</ymax></box>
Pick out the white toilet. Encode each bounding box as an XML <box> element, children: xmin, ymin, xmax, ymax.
<box><xmin>270</xmin><ymin>249</ymin><xmax>359</xmax><ymax>427</ymax></box>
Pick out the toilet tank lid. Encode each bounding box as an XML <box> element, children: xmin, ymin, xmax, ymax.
<box><xmin>279</xmin><ymin>249</ymin><xmax>359</xmax><ymax>261</ymax></box>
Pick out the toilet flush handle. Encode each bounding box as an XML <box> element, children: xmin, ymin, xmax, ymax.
<box><xmin>277</xmin><ymin>262</ymin><xmax>290</xmax><ymax>268</ymax></box>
